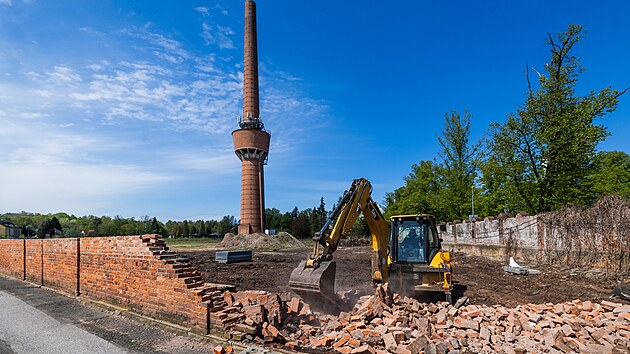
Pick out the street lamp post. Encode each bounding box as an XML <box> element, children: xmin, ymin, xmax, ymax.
<box><xmin>471</xmin><ymin>185</ymin><xmax>475</xmax><ymax>220</ymax></box>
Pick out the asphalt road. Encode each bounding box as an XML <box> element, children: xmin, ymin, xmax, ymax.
<box><xmin>0</xmin><ymin>275</ymin><xmax>235</xmax><ymax>354</ymax></box>
<box><xmin>0</xmin><ymin>287</ymin><xmax>126</xmax><ymax>353</ymax></box>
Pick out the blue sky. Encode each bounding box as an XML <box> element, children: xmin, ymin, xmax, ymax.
<box><xmin>1</xmin><ymin>0</ymin><xmax>629</xmax><ymax>221</ymax></box>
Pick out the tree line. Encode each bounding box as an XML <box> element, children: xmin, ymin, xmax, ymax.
<box><xmin>0</xmin><ymin>198</ymin><xmax>368</xmax><ymax>240</ymax></box>
<box><xmin>385</xmin><ymin>24</ymin><xmax>630</xmax><ymax>222</ymax></box>
<box><xmin>0</xmin><ymin>212</ymin><xmax>241</xmax><ymax>239</ymax></box>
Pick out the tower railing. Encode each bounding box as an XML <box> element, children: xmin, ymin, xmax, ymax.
<box><xmin>237</xmin><ymin>116</ymin><xmax>265</xmax><ymax>130</ymax></box>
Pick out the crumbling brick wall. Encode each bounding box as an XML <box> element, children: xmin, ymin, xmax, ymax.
<box><xmin>0</xmin><ymin>235</ymin><xmax>211</xmax><ymax>334</ymax></box>
<box><xmin>79</xmin><ymin>235</ymin><xmax>209</xmax><ymax>332</ymax></box>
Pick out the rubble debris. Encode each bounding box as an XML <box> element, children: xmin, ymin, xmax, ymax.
<box><xmin>207</xmin><ymin>283</ymin><xmax>630</xmax><ymax>353</ymax></box>
<box><xmin>215</xmin><ymin>250</ymin><xmax>253</xmax><ymax>264</ymax></box>
<box><xmin>219</xmin><ymin>232</ymin><xmax>304</xmax><ymax>250</ymax></box>
<box><xmin>504</xmin><ymin>256</ymin><xmax>541</xmax><ymax>275</ymax></box>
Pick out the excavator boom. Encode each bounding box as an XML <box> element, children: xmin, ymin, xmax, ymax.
<box><xmin>288</xmin><ymin>178</ymin><xmax>390</xmax><ymax>309</ymax></box>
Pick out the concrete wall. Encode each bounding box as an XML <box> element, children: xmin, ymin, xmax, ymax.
<box><xmin>439</xmin><ymin>214</ymin><xmax>543</xmax><ymax>262</ymax></box>
<box><xmin>0</xmin><ymin>235</ymin><xmax>214</xmax><ymax>334</ymax></box>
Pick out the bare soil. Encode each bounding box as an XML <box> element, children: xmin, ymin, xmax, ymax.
<box><xmin>180</xmin><ymin>246</ymin><xmax>618</xmax><ymax>308</ymax></box>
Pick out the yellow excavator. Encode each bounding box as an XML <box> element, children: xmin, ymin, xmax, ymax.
<box><xmin>289</xmin><ymin>178</ymin><xmax>454</xmax><ymax>309</ymax></box>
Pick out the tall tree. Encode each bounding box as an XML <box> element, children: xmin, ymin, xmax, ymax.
<box><xmin>198</xmin><ymin>220</ymin><xmax>207</xmax><ymax>237</ymax></box>
<box><xmin>437</xmin><ymin>110</ymin><xmax>481</xmax><ymax>220</ymax></box>
<box><xmin>217</xmin><ymin>215</ymin><xmax>237</xmax><ymax>236</ymax></box>
<box><xmin>291</xmin><ymin>215</ymin><xmax>311</xmax><ymax>239</ymax></box>
<box><xmin>150</xmin><ymin>217</ymin><xmax>160</xmax><ymax>234</ymax></box>
<box><xmin>588</xmin><ymin>151</ymin><xmax>630</xmax><ymax>201</ymax></box>
<box><xmin>385</xmin><ymin>160</ymin><xmax>443</xmax><ymax>219</ymax></box>
<box><xmin>317</xmin><ymin>198</ymin><xmax>327</xmax><ymax>226</ymax></box>
<box><xmin>37</xmin><ymin>217</ymin><xmax>62</xmax><ymax>238</ymax></box>
<box><xmin>487</xmin><ymin>24</ymin><xmax>628</xmax><ymax>214</ymax></box>
<box><xmin>181</xmin><ymin>220</ymin><xmax>190</xmax><ymax>237</ymax></box>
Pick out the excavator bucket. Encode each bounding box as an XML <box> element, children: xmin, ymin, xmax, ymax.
<box><xmin>289</xmin><ymin>260</ymin><xmax>342</xmax><ymax>312</ymax></box>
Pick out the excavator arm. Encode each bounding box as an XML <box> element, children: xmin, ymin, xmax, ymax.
<box><xmin>289</xmin><ymin>178</ymin><xmax>390</xmax><ymax>308</ymax></box>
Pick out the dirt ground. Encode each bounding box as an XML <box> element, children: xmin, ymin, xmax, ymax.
<box><xmin>180</xmin><ymin>246</ymin><xmax>620</xmax><ymax>308</ymax></box>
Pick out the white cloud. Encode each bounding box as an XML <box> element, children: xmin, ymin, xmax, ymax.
<box><xmin>79</xmin><ymin>27</ymin><xmax>104</xmax><ymax>37</ymax></box>
<box><xmin>0</xmin><ymin>118</ymin><xmax>175</xmax><ymax>214</ymax></box>
<box><xmin>0</xmin><ymin>20</ymin><xmax>331</xmax><ymax>217</ymax></box>
<box><xmin>24</xmin><ymin>65</ymin><xmax>81</xmax><ymax>84</ymax></box>
<box><xmin>87</xmin><ymin>63</ymin><xmax>104</xmax><ymax>71</ymax></box>
<box><xmin>62</xmin><ymin>59</ymin><xmax>241</xmax><ymax>132</ymax></box>
<box><xmin>50</xmin><ymin>65</ymin><xmax>82</xmax><ymax>82</ymax></box>
<box><xmin>201</xmin><ymin>23</ymin><xmax>235</xmax><ymax>49</ymax></box>
<box><xmin>0</xmin><ymin>163</ymin><xmax>172</xmax><ymax>214</ymax></box>
<box><xmin>0</xmin><ymin>0</ymin><xmax>12</xmax><ymax>5</ymax></box>
<box><xmin>166</xmin><ymin>148</ymin><xmax>240</xmax><ymax>174</ymax></box>
<box><xmin>123</xmin><ymin>26</ymin><xmax>190</xmax><ymax>63</ymax></box>
<box><xmin>194</xmin><ymin>6</ymin><xmax>209</xmax><ymax>16</ymax></box>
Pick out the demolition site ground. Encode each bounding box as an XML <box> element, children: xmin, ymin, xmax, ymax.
<box><xmin>178</xmin><ymin>246</ymin><xmax>616</xmax><ymax>308</ymax></box>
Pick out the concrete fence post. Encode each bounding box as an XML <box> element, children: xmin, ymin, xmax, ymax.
<box><xmin>498</xmin><ymin>218</ymin><xmax>504</xmax><ymax>246</ymax></box>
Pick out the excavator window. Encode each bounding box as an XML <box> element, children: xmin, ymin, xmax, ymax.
<box><xmin>395</xmin><ymin>221</ymin><xmax>427</xmax><ymax>263</ymax></box>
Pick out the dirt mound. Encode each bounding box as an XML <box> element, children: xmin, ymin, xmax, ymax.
<box><xmin>219</xmin><ymin>232</ymin><xmax>305</xmax><ymax>250</ymax></box>
<box><xmin>339</xmin><ymin>237</ymin><xmax>372</xmax><ymax>247</ymax></box>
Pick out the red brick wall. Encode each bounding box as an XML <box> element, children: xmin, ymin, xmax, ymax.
<box><xmin>79</xmin><ymin>235</ymin><xmax>209</xmax><ymax>332</ymax></box>
<box><xmin>0</xmin><ymin>239</ymin><xmax>25</xmax><ymax>279</ymax></box>
<box><xmin>43</xmin><ymin>238</ymin><xmax>79</xmax><ymax>295</ymax></box>
<box><xmin>25</xmin><ymin>239</ymin><xmax>43</xmax><ymax>285</ymax></box>
<box><xmin>0</xmin><ymin>235</ymin><xmax>211</xmax><ymax>334</ymax></box>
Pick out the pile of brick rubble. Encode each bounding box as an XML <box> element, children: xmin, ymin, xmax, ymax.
<box><xmin>210</xmin><ymin>284</ymin><xmax>630</xmax><ymax>354</ymax></box>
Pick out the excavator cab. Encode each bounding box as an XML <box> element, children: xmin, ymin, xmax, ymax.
<box><xmin>390</xmin><ymin>215</ymin><xmax>440</xmax><ymax>264</ymax></box>
<box><xmin>394</xmin><ymin>220</ymin><xmax>427</xmax><ymax>263</ymax></box>
<box><xmin>388</xmin><ymin>215</ymin><xmax>453</xmax><ymax>302</ymax></box>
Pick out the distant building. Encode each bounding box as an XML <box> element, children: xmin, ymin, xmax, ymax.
<box><xmin>0</xmin><ymin>219</ymin><xmax>22</xmax><ymax>239</ymax></box>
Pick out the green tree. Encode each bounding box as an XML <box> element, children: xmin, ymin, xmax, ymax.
<box><xmin>347</xmin><ymin>217</ymin><xmax>369</xmax><ymax>238</ymax></box>
<box><xmin>217</xmin><ymin>215</ymin><xmax>237</xmax><ymax>236</ymax></box>
<box><xmin>291</xmin><ymin>215</ymin><xmax>311</xmax><ymax>239</ymax></box>
<box><xmin>165</xmin><ymin>220</ymin><xmax>179</xmax><ymax>238</ymax></box>
<box><xmin>384</xmin><ymin>160</ymin><xmax>444</xmax><ymax>219</ymax></box>
<box><xmin>198</xmin><ymin>220</ymin><xmax>207</xmax><ymax>237</ymax></box>
<box><xmin>265</xmin><ymin>208</ymin><xmax>283</xmax><ymax>231</ymax></box>
<box><xmin>437</xmin><ymin>110</ymin><xmax>481</xmax><ymax>220</ymax></box>
<box><xmin>478</xmin><ymin>155</ymin><xmax>514</xmax><ymax>215</ymax></box>
<box><xmin>181</xmin><ymin>220</ymin><xmax>190</xmax><ymax>237</ymax></box>
<box><xmin>206</xmin><ymin>220</ymin><xmax>217</xmax><ymax>236</ymax></box>
<box><xmin>36</xmin><ymin>219</ymin><xmax>50</xmax><ymax>238</ymax></box>
<box><xmin>37</xmin><ymin>217</ymin><xmax>62</xmax><ymax>238</ymax></box>
<box><xmin>588</xmin><ymin>151</ymin><xmax>630</xmax><ymax>200</ymax></box>
<box><xmin>487</xmin><ymin>24</ymin><xmax>627</xmax><ymax>214</ymax></box>
<box><xmin>279</xmin><ymin>212</ymin><xmax>293</xmax><ymax>232</ymax></box>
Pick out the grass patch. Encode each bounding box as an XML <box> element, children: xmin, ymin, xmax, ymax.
<box><xmin>165</xmin><ymin>237</ymin><xmax>221</xmax><ymax>250</ymax></box>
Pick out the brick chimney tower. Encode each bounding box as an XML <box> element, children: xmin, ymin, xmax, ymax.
<box><xmin>232</xmin><ymin>0</ymin><xmax>270</xmax><ymax>235</ymax></box>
